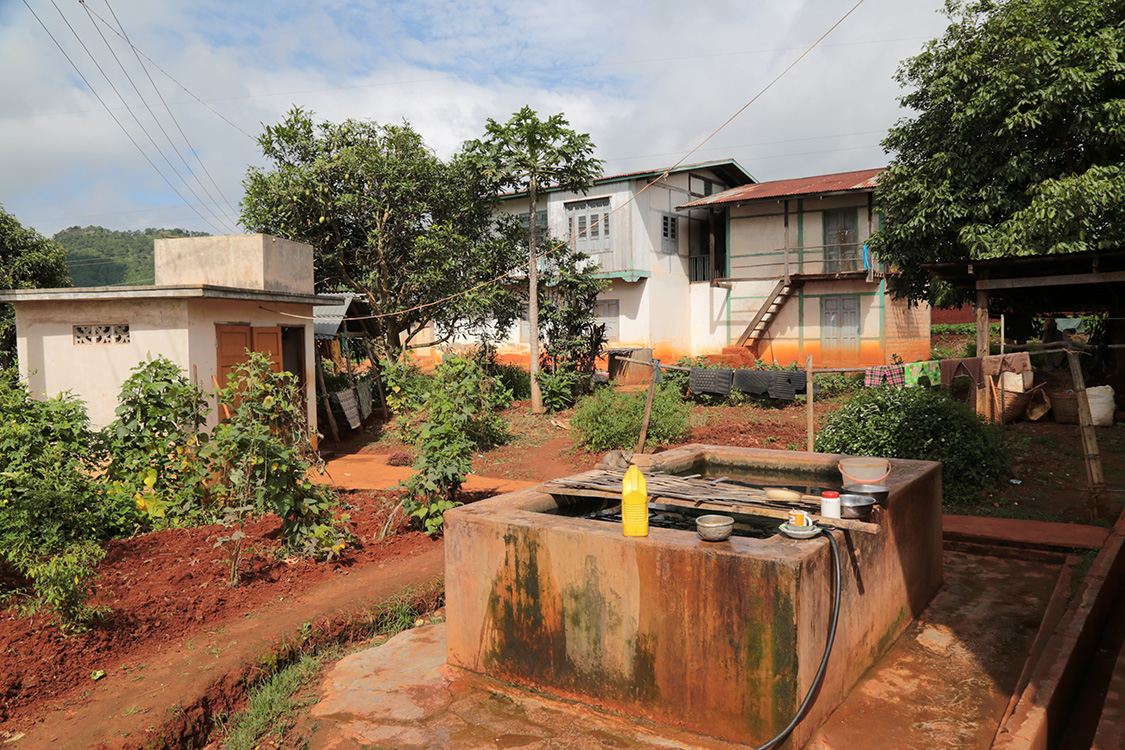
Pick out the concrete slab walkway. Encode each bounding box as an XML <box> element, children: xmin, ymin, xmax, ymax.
<box><xmin>943</xmin><ymin>514</ymin><xmax>1109</xmax><ymax>550</ymax></box>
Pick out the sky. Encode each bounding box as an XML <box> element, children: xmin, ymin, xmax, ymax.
<box><xmin>0</xmin><ymin>0</ymin><xmax>951</xmax><ymax>252</ymax></box>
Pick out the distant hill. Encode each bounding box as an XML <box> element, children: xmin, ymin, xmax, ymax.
<box><xmin>53</xmin><ymin>226</ymin><xmax>209</xmax><ymax>287</ymax></box>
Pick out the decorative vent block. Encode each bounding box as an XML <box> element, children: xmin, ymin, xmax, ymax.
<box><xmin>73</xmin><ymin>324</ymin><xmax>130</xmax><ymax>345</ymax></box>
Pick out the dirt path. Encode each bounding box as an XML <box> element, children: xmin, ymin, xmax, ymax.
<box><xmin>13</xmin><ymin>543</ymin><xmax>444</xmax><ymax>749</ymax></box>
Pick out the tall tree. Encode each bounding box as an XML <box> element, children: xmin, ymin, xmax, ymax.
<box><xmin>240</xmin><ymin>107</ymin><xmax>522</xmax><ymax>354</ymax></box>
<box><xmin>0</xmin><ymin>206</ymin><xmax>71</xmax><ymax>367</ymax></box>
<box><xmin>472</xmin><ymin>107</ymin><xmax>602</xmax><ymax>413</ymax></box>
<box><xmin>871</xmin><ymin>0</ymin><xmax>1125</xmax><ymax>304</ymax></box>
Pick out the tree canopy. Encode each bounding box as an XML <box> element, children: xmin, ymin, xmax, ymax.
<box><xmin>469</xmin><ymin>107</ymin><xmax>602</xmax><ymax>411</ymax></box>
<box><xmin>240</xmin><ymin>107</ymin><xmax>523</xmax><ymax>353</ymax></box>
<box><xmin>871</xmin><ymin>0</ymin><xmax>1125</xmax><ymax>303</ymax></box>
<box><xmin>54</xmin><ymin>226</ymin><xmax>208</xmax><ymax>287</ymax></box>
<box><xmin>1</xmin><ymin>206</ymin><xmax>71</xmax><ymax>367</ymax></box>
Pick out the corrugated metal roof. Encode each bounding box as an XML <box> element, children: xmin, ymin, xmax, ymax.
<box><xmin>677</xmin><ymin>167</ymin><xmax>884</xmax><ymax>209</ymax></box>
<box><xmin>499</xmin><ymin>158</ymin><xmax>756</xmax><ymax>199</ymax></box>
<box><xmin>313</xmin><ymin>292</ymin><xmax>357</xmax><ymax>339</ymax></box>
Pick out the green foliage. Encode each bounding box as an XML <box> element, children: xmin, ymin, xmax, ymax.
<box><xmin>470</xmin><ymin>106</ymin><xmax>604</xmax><ymax>410</ymax></box>
<box><xmin>814</xmin><ymin>387</ymin><xmax>1009</xmax><ymax>506</ymax></box>
<box><xmin>873</xmin><ymin>0</ymin><xmax>1125</xmax><ymax>303</ymax></box>
<box><xmin>0</xmin><ymin>370</ymin><xmax>116</xmax><ymax>629</ymax></box>
<box><xmin>54</xmin><ymin>226</ymin><xmax>208</xmax><ymax>287</ymax></box>
<box><xmin>0</xmin><ymin>205</ymin><xmax>71</xmax><ymax>367</ymax></box>
<box><xmin>931</xmin><ymin>322</ymin><xmax>1002</xmax><ymax>337</ymax></box>
<box><xmin>572</xmin><ymin>385</ymin><xmax>691</xmax><ymax>452</ymax></box>
<box><xmin>17</xmin><ymin>541</ymin><xmax>107</xmax><ymax>631</ymax></box>
<box><xmin>241</xmin><ymin>106</ymin><xmax>523</xmax><ymax>353</ymax></box>
<box><xmin>98</xmin><ymin>357</ymin><xmax>210</xmax><ymax>526</ymax></box>
<box><xmin>400</xmin><ymin>356</ymin><xmax>508</xmax><ymax>534</ymax></box>
<box><xmin>204</xmin><ymin>353</ymin><xmax>347</xmax><ymax>562</ymax></box>
<box><xmin>380</xmin><ymin>357</ymin><xmax>431</xmax><ymax>414</ymax></box>
<box><xmin>537</xmin><ymin>367</ymin><xmax>583</xmax><ymax>413</ymax></box>
<box><xmin>814</xmin><ymin>372</ymin><xmax>864</xmax><ymax>398</ymax></box>
<box><xmin>483</xmin><ymin>360</ymin><xmax>531</xmax><ymax>401</ymax></box>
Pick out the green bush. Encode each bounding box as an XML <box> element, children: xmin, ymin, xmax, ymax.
<box><xmin>814</xmin><ymin>387</ymin><xmax>1009</xmax><ymax>506</ymax></box>
<box><xmin>572</xmin><ymin>385</ymin><xmax>691</xmax><ymax>452</ymax></box>
<box><xmin>99</xmin><ymin>356</ymin><xmax>210</xmax><ymax>526</ymax></box>
<box><xmin>484</xmin><ymin>360</ymin><xmax>531</xmax><ymax>401</ymax></box>
<box><xmin>813</xmin><ymin>372</ymin><xmax>863</xmax><ymax>398</ymax></box>
<box><xmin>400</xmin><ymin>356</ymin><xmax>508</xmax><ymax>535</ymax></box>
<box><xmin>536</xmin><ymin>365</ymin><xmax>583</xmax><ymax>413</ymax></box>
<box><xmin>203</xmin><ymin>353</ymin><xmax>347</xmax><ymax>562</ymax></box>
<box><xmin>0</xmin><ymin>370</ymin><xmax>119</xmax><ymax>628</ymax></box>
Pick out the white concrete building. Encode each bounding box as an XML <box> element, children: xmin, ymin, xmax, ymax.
<box><xmin>0</xmin><ymin>234</ymin><xmax>342</xmax><ymax>431</ymax></box>
<box><xmin>491</xmin><ymin>160</ymin><xmax>757</xmax><ymax>363</ymax></box>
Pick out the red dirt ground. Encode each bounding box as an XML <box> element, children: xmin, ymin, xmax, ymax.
<box><xmin>3</xmin><ymin>373</ymin><xmax>1123</xmax><ymax>745</ymax></box>
<box><xmin>0</xmin><ymin>489</ymin><xmax>431</xmax><ymax>734</ymax></box>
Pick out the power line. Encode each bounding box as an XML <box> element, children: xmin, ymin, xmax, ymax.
<box><xmin>78</xmin><ymin>0</ymin><xmax>236</xmax><ymax>233</ymax></box>
<box><xmin>264</xmin><ymin>0</ymin><xmax>872</xmax><ymax>325</ymax></box>
<box><xmin>26</xmin><ymin>0</ymin><xmax>232</xmax><ymax>237</ymax></box>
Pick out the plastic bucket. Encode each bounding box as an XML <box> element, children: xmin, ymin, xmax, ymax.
<box><xmin>838</xmin><ymin>458</ymin><xmax>890</xmax><ymax>485</ymax></box>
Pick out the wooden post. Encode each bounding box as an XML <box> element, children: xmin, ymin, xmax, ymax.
<box><xmin>806</xmin><ymin>355</ymin><xmax>814</xmax><ymax>452</ymax></box>
<box><xmin>363</xmin><ymin>339</ymin><xmax>390</xmax><ymax>421</ymax></box>
<box><xmin>1067</xmin><ymin>349</ymin><xmax>1106</xmax><ymax>517</ymax></box>
<box><xmin>315</xmin><ymin>351</ymin><xmax>341</xmax><ymax>445</ymax></box>
<box><xmin>975</xmin><ymin>289</ymin><xmax>990</xmax><ymax>415</ymax></box>
<box><xmin>783</xmin><ymin>200</ymin><xmax>791</xmax><ymax>284</ymax></box>
<box><xmin>708</xmin><ymin>208</ymin><xmax>716</xmax><ymax>283</ymax></box>
<box><xmin>635</xmin><ymin>360</ymin><xmax>660</xmax><ymax>454</ymax></box>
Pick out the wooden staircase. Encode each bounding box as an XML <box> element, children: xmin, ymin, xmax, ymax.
<box><xmin>735</xmin><ymin>278</ymin><xmax>803</xmax><ymax>348</ymax></box>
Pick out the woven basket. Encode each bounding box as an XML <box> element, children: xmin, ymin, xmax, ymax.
<box><xmin>1049</xmin><ymin>390</ymin><xmax>1080</xmax><ymax>424</ymax></box>
<box><xmin>987</xmin><ymin>378</ymin><xmax>1040</xmax><ymax>424</ymax></box>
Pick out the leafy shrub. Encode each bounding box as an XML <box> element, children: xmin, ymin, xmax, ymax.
<box><xmin>399</xmin><ymin>356</ymin><xmax>508</xmax><ymax>534</ymax></box>
<box><xmin>537</xmin><ymin>365</ymin><xmax>583</xmax><ymax>413</ymax></box>
<box><xmin>204</xmin><ymin>353</ymin><xmax>347</xmax><ymax>562</ymax></box>
<box><xmin>380</xmin><ymin>357</ymin><xmax>430</xmax><ymax>413</ymax></box>
<box><xmin>0</xmin><ymin>370</ymin><xmax>118</xmax><ymax>628</ymax></box>
<box><xmin>813</xmin><ymin>372</ymin><xmax>863</xmax><ymax>398</ymax></box>
<box><xmin>572</xmin><ymin>385</ymin><xmax>691</xmax><ymax>452</ymax></box>
<box><xmin>99</xmin><ymin>356</ymin><xmax>210</xmax><ymax>526</ymax></box>
<box><xmin>484</xmin><ymin>360</ymin><xmax>531</xmax><ymax>401</ymax></box>
<box><xmin>814</xmin><ymin>387</ymin><xmax>1009</xmax><ymax>506</ymax></box>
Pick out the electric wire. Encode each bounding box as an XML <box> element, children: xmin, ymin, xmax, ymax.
<box><xmin>91</xmin><ymin>0</ymin><xmax>236</xmax><ymax>224</ymax></box>
<box><xmin>25</xmin><ymin>0</ymin><xmax>230</xmax><ymax>237</ymax></box>
<box><xmin>77</xmin><ymin>0</ymin><xmax>237</xmax><ymax>233</ymax></box>
<box><xmin>261</xmin><ymin>0</ymin><xmax>870</xmax><ymax>325</ymax></box>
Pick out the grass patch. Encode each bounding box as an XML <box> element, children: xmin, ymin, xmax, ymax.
<box><xmin>212</xmin><ymin>581</ymin><xmax>444</xmax><ymax>750</ymax></box>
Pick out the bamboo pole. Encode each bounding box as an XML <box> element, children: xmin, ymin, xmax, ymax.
<box><xmin>806</xmin><ymin>355</ymin><xmax>814</xmax><ymax>452</ymax></box>
<box><xmin>315</xmin><ymin>350</ymin><xmax>341</xmax><ymax>445</ymax></box>
<box><xmin>635</xmin><ymin>360</ymin><xmax>660</xmax><ymax>454</ymax></box>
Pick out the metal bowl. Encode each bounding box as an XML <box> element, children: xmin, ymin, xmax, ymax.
<box><xmin>842</xmin><ymin>483</ymin><xmax>890</xmax><ymax>505</ymax></box>
<box><xmin>839</xmin><ymin>494</ymin><xmax>876</xmax><ymax>520</ymax></box>
<box><xmin>696</xmin><ymin>514</ymin><xmax>735</xmax><ymax>542</ymax></box>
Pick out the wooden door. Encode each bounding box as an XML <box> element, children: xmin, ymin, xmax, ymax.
<box><xmin>216</xmin><ymin>324</ymin><xmax>252</xmax><ymax>390</ymax></box>
<box><xmin>252</xmin><ymin>326</ymin><xmax>284</xmax><ymax>374</ymax></box>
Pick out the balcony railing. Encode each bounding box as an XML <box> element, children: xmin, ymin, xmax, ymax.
<box><xmin>723</xmin><ymin>242</ymin><xmax>885</xmax><ymax>282</ymax></box>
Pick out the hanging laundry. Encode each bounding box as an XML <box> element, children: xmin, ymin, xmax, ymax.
<box><xmin>903</xmin><ymin>361</ymin><xmax>940</xmax><ymax>388</ymax></box>
<box><xmin>334</xmin><ymin>389</ymin><xmax>362</xmax><ymax>429</ymax></box>
<box><xmin>688</xmin><ymin>368</ymin><xmax>733</xmax><ymax>398</ymax></box>
<box><xmin>768</xmin><ymin>371</ymin><xmax>798</xmax><ymax>400</ymax></box>
<box><xmin>864</xmin><ymin>365</ymin><xmax>905</xmax><ymax>388</ymax></box>
<box><xmin>732</xmin><ymin>369</ymin><xmax>771</xmax><ymax>396</ymax></box>
<box><xmin>357</xmin><ymin>381</ymin><xmax>373</xmax><ymax>419</ymax></box>
<box><xmin>981</xmin><ymin>352</ymin><xmax>1032</xmax><ymax>377</ymax></box>
<box><xmin>939</xmin><ymin>358</ymin><xmax>984</xmax><ymax>389</ymax></box>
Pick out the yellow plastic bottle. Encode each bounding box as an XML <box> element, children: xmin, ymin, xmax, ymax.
<box><xmin>621</xmin><ymin>464</ymin><xmax>649</xmax><ymax>537</ymax></box>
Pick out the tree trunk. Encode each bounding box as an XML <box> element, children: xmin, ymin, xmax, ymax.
<box><xmin>528</xmin><ymin>176</ymin><xmax>544</xmax><ymax>413</ymax></box>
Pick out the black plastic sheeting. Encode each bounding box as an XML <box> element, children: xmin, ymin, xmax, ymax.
<box><xmin>688</xmin><ymin>368</ymin><xmax>733</xmax><ymax>397</ymax></box>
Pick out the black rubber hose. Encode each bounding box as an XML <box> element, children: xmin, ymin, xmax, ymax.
<box><xmin>754</xmin><ymin>525</ymin><xmax>842</xmax><ymax>750</ymax></box>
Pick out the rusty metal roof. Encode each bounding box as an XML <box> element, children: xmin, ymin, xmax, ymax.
<box><xmin>677</xmin><ymin>167</ymin><xmax>884</xmax><ymax>209</ymax></box>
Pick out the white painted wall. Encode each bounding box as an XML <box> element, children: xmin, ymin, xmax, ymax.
<box><xmin>15</xmin><ymin>298</ymin><xmax>190</xmax><ymax>429</ymax></box>
<box><xmin>14</xmin><ymin>297</ymin><xmax>318</xmax><ymax>432</ymax></box>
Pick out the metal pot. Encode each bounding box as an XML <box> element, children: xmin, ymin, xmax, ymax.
<box><xmin>839</xmin><ymin>494</ymin><xmax>876</xmax><ymax>520</ymax></box>
<box><xmin>842</xmin><ymin>483</ymin><xmax>890</xmax><ymax>506</ymax></box>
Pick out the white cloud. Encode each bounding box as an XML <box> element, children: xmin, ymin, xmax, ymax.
<box><xmin>0</xmin><ymin>0</ymin><xmax>950</xmax><ymax>237</ymax></box>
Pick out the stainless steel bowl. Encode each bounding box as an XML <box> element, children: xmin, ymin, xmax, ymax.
<box><xmin>839</xmin><ymin>494</ymin><xmax>876</xmax><ymax>520</ymax></box>
<box><xmin>696</xmin><ymin>514</ymin><xmax>735</xmax><ymax>541</ymax></box>
<box><xmin>842</xmin><ymin>483</ymin><xmax>890</xmax><ymax>505</ymax></box>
